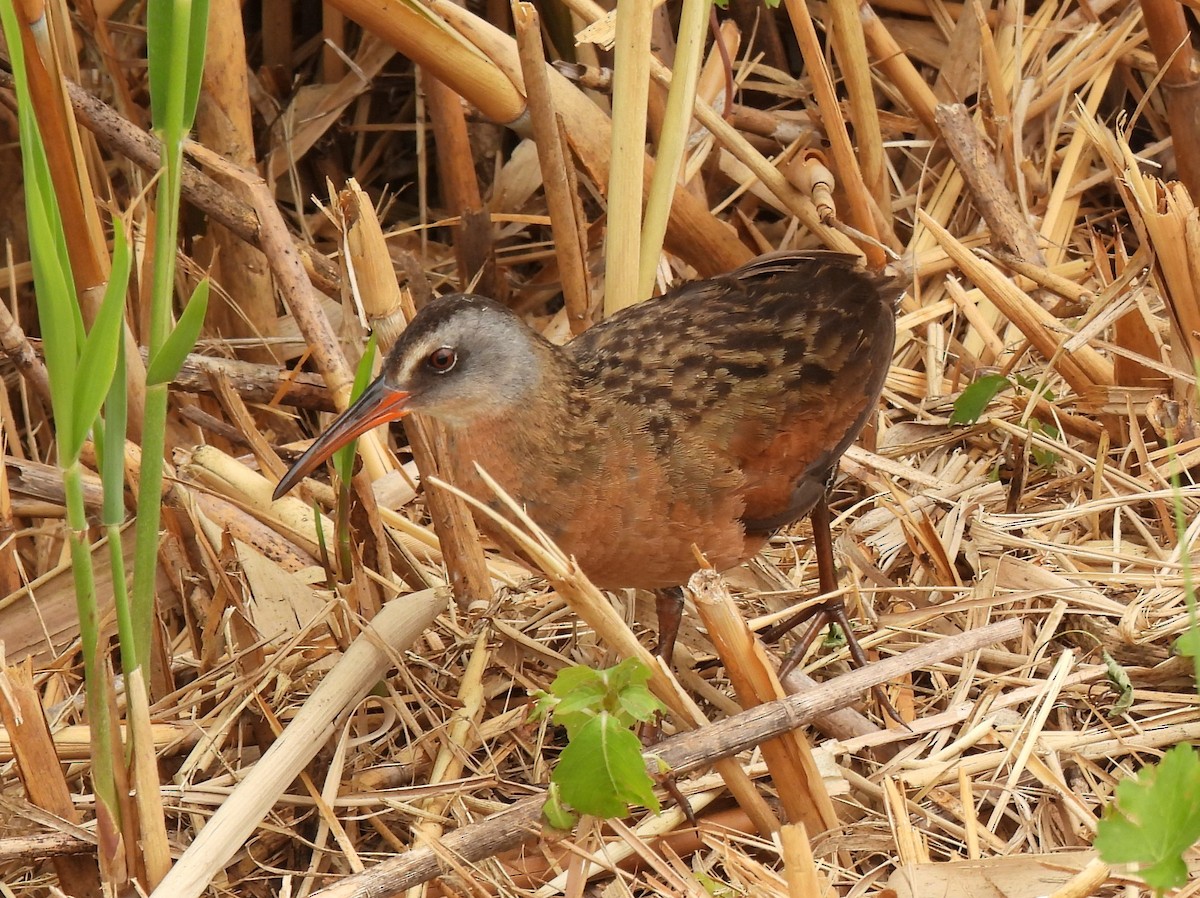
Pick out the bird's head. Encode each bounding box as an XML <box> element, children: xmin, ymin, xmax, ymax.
<box><xmin>273</xmin><ymin>294</ymin><xmax>544</xmax><ymax>499</ymax></box>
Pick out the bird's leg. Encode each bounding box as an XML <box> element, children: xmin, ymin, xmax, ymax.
<box><xmin>775</xmin><ymin>495</ymin><xmax>906</xmax><ymax>726</ymax></box>
<box><xmin>654</xmin><ymin>767</ymin><xmax>698</xmax><ymax>828</ymax></box>
<box><xmin>654</xmin><ymin>586</ymin><xmax>685</xmax><ymax>663</ymax></box>
<box><xmin>637</xmin><ymin>586</ymin><xmax>685</xmax><ymax>749</ymax></box>
<box><xmin>645</xmin><ymin>587</ymin><xmax>698</xmax><ymax>823</ymax></box>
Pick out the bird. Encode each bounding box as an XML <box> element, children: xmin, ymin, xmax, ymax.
<box><xmin>274</xmin><ymin>251</ymin><xmax>901</xmax><ymax>679</ymax></box>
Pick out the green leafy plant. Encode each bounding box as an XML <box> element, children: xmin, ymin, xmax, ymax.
<box><xmin>0</xmin><ymin>0</ymin><xmax>134</xmax><ymax>861</ymax></box>
<box><xmin>1095</xmin><ymin>744</ymin><xmax>1200</xmax><ymax>892</ymax></box>
<box><xmin>1027</xmin><ymin>418</ymin><xmax>1061</xmax><ymax>468</ymax></box>
<box><xmin>951</xmin><ymin>373</ymin><xmax>1060</xmax><ymax>468</ymax></box>
<box><xmin>3</xmin><ymin>1</ymin><xmax>211</xmax><ymax>885</ymax></box>
<box><xmin>949</xmin><ymin>373</ymin><xmax>1012</xmax><ymax>425</ymax></box>
<box><xmin>532</xmin><ymin>658</ymin><xmax>667</xmax><ymax>825</ymax></box>
<box><xmin>950</xmin><ymin>373</ymin><xmax>1057</xmax><ymax>426</ymax></box>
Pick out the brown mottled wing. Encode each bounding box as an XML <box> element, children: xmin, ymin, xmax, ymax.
<box><xmin>569</xmin><ymin>251</ymin><xmax>900</xmax><ymax>535</ymax></box>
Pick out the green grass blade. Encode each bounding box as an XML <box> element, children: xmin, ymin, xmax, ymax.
<box><xmin>0</xmin><ymin>1</ymin><xmax>80</xmax><ymax>454</ymax></box>
<box><xmin>145</xmin><ymin>0</ymin><xmax>171</xmax><ymax>130</ymax></box>
<box><xmin>146</xmin><ymin>278</ymin><xmax>209</xmax><ymax>385</ymax></box>
<box><xmin>147</xmin><ymin>0</ymin><xmax>210</xmax><ymax>136</ymax></box>
<box><xmin>180</xmin><ymin>0</ymin><xmax>211</xmax><ymax>129</ymax></box>
<box><xmin>69</xmin><ymin>227</ymin><xmax>132</xmax><ymax>461</ymax></box>
<box><xmin>101</xmin><ymin>343</ymin><xmax>129</xmax><ymax>527</ymax></box>
<box><xmin>333</xmin><ymin>333</ymin><xmax>379</xmax><ymax>484</ymax></box>
<box><xmin>950</xmin><ymin>373</ymin><xmax>1011</xmax><ymax>425</ymax></box>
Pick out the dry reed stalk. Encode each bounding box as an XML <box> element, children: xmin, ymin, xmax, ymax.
<box><xmin>512</xmin><ymin>1</ymin><xmax>592</xmax><ymax>333</ymax></box>
<box><xmin>828</xmin><ymin>0</ymin><xmax>890</xmax><ymax>234</ymax></box>
<box><xmin>693</xmin><ymin>20</ymin><xmax>739</xmax><ymax>118</ymax></box>
<box><xmin>260</xmin><ymin>0</ymin><xmax>292</xmax><ymax>70</ymax></box>
<box><xmin>428</xmin><ymin>0</ymin><xmax>754</xmax><ymax>274</ymax></box>
<box><xmin>781</xmin><ymin>666</ymin><xmax>893</xmax><ymax>753</ymax></box>
<box><xmin>1038</xmin><ymin>81</ymin><xmax>1123</xmax><ymax>275</ymax></box>
<box><xmin>883</xmin><ymin>777</ymin><xmax>927</xmax><ymax>865</ymax></box>
<box><xmin>909</xmin><ymin>164</ymin><xmax>967</xmax><ymax>267</ymax></box>
<box><xmin>943</xmin><ymin>277</ymin><xmax>1006</xmax><ymax>365</ymax></box>
<box><xmin>858</xmin><ymin>5</ymin><xmax>939</xmax><ymax>133</ymax></box>
<box><xmin>328</xmin><ymin>0</ymin><xmax>525</xmax><ymax>124</ymax></box>
<box><xmin>1111</xmin><ymin>140</ymin><xmax>1200</xmax><ymax>382</ymax></box>
<box><xmin>917</xmin><ymin>211</ymin><xmax>1114</xmax><ymax>392</ymax></box>
<box><xmin>0</xmin><ymin>660</ymin><xmax>102</xmax><ymax>897</ymax></box>
<box><xmin>12</xmin><ymin>0</ymin><xmax>110</xmax><ymax>293</ymax></box>
<box><xmin>1023</xmin><ymin>19</ymin><xmax>1143</xmax><ymax>122</ymax></box>
<box><xmin>0</xmin><ymin>447</ymin><xmax>19</xmax><ymax>598</ymax></box>
<box><xmin>195</xmin><ymin>0</ymin><xmax>276</xmax><ymax>364</ymax></box>
<box><xmin>323</xmin><ymin>4</ymin><xmax>347</xmax><ymax>80</ymax></box>
<box><xmin>975</xmin><ymin>0</ymin><xmax>1012</xmax><ymax>152</ymax></box>
<box><xmin>124</xmin><ymin>663</ymin><xmax>172</xmax><ymax>887</ymax></box>
<box><xmin>603</xmin><ymin>0</ymin><xmax>653</xmax><ymax>312</ymax></box>
<box><xmin>208</xmin><ymin>374</ymin><xmax>288</xmax><ymax>484</ymax></box>
<box><xmin>780</xmin><ymin>823</ymin><xmax>829</xmax><ymax>898</ymax></box>
<box><xmin>1045</xmin><ymin>857</ymin><xmax>1113</xmax><ymax>898</ymax></box>
<box><xmin>1138</xmin><ymin>0</ymin><xmax>1200</xmax><ymax>200</ymax></box>
<box><xmin>422</xmin><ymin>71</ymin><xmax>494</xmax><ymax>290</ymax></box>
<box><xmin>643</xmin><ymin>54</ymin><xmax>858</xmax><ymax>254</ymax></box>
<box><xmin>0</xmin><ymin>722</ymin><xmax>201</xmax><ymax>761</ymax></box>
<box><xmin>957</xmin><ymin>766</ymin><xmax>980</xmax><ymax>860</ymax></box>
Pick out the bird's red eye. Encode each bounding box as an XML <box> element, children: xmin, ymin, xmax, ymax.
<box><xmin>426</xmin><ymin>346</ymin><xmax>457</xmax><ymax>373</ymax></box>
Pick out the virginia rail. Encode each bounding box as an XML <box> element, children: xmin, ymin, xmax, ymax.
<box><xmin>274</xmin><ymin>251</ymin><xmax>900</xmax><ymax>673</ymax></box>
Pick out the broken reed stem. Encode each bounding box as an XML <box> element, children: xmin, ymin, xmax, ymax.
<box><xmin>0</xmin><ymin>661</ymin><xmax>101</xmax><ymax>897</ymax></box>
<box><xmin>688</xmin><ymin>569</ymin><xmax>838</xmax><ymax>835</ymax></box>
<box><xmin>935</xmin><ymin>104</ymin><xmax>1044</xmax><ymax>265</ymax></box>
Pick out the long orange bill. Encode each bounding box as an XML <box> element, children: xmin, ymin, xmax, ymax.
<box><xmin>272</xmin><ymin>377</ymin><xmax>412</xmax><ymax>500</ymax></box>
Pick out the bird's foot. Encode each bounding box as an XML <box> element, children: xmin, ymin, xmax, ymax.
<box><xmin>774</xmin><ymin>597</ymin><xmax>907</xmax><ymax>728</ymax></box>
<box><xmin>651</xmin><ymin>762</ymin><xmax>698</xmax><ymax>828</ymax></box>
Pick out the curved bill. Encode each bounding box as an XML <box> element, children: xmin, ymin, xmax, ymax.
<box><xmin>273</xmin><ymin>377</ymin><xmax>411</xmax><ymax>500</ymax></box>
